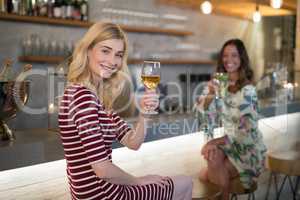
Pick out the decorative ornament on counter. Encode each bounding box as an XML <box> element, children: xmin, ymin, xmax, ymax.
<box><xmin>0</xmin><ymin>60</ymin><xmax>31</xmax><ymax>141</ymax></box>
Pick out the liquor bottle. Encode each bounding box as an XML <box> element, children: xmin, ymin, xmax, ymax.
<box><xmin>65</xmin><ymin>0</ymin><xmax>72</xmax><ymax>19</ymax></box>
<box><xmin>60</xmin><ymin>0</ymin><xmax>67</xmax><ymax>19</ymax></box>
<box><xmin>80</xmin><ymin>0</ymin><xmax>88</xmax><ymax>21</ymax></box>
<box><xmin>19</xmin><ymin>0</ymin><xmax>27</xmax><ymax>15</ymax></box>
<box><xmin>39</xmin><ymin>0</ymin><xmax>48</xmax><ymax>16</ymax></box>
<box><xmin>12</xmin><ymin>0</ymin><xmax>19</xmax><ymax>14</ymax></box>
<box><xmin>27</xmin><ymin>0</ymin><xmax>34</xmax><ymax>16</ymax></box>
<box><xmin>53</xmin><ymin>0</ymin><xmax>62</xmax><ymax>18</ymax></box>
<box><xmin>6</xmin><ymin>0</ymin><xmax>14</xmax><ymax>13</ymax></box>
<box><xmin>47</xmin><ymin>0</ymin><xmax>53</xmax><ymax>18</ymax></box>
<box><xmin>71</xmin><ymin>0</ymin><xmax>80</xmax><ymax>20</ymax></box>
<box><xmin>0</xmin><ymin>59</ymin><xmax>15</xmax><ymax>82</ymax></box>
<box><xmin>33</xmin><ymin>0</ymin><xmax>40</xmax><ymax>16</ymax></box>
<box><xmin>0</xmin><ymin>0</ymin><xmax>5</xmax><ymax>13</ymax></box>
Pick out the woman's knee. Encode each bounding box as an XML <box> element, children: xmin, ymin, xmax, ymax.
<box><xmin>207</xmin><ymin>151</ymin><xmax>226</xmax><ymax>168</ymax></box>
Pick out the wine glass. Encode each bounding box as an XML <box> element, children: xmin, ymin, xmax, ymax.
<box><xmin>141</xmin><ymin>61</ymin><xmax>161</xmax><ymax>114</ymax></box>
<box><xmin>213</xmin><ymin>72</ymin><xmax>228</xmax><ymax>99</ymax></box>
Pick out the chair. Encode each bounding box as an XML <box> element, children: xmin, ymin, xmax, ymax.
<box><xmin>229</xmin><ymin>177</ymin><xmax>257</xmax><ymax>200</ymax></box>
<box><xmin>265</xmin><ymin>148</ymin><xmax>300</xmax><ymax>200</ymax></box>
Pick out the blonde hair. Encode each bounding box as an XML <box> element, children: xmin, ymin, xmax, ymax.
<box><xmin>67</xmin><ymin>22</ymin><xmax>131</xmax><ymax>110</ymax></box>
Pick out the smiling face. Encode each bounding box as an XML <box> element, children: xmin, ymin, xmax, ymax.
<box><xmin>222</xmin><ymin>44</ymin><xmax>241</xmax><ymax>73</ymax></box>
<box><xmin>88</xmin><ymin>39</ymin><xmax>124</xmax><ymax>79</ymax></box>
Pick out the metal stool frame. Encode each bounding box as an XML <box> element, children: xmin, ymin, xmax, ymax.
<box><xmin>230</xmin><ymin>190</ymin><xmax>256</xmax><ymax>200</ymax></box>
<box><xmin>265</xmin><ymin>172</ymin><xmax>300</xmax><ymax>200</ymax></box>
<box><xmin>229</xmin><ymin>180</ymin><xmax>257</xmax><ymax>200</ymax></box>
<box><xmin>230</xmin><ymin>192</ymin><xmax>255</xmax><ymax>200</ymax></box>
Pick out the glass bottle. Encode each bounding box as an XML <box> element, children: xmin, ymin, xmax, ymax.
<box><xmin>47</xmin><ymin>0</ymin><xmax>53</xmax><ymax>18</ymax></box>
<box><xmin>53</xmin><ymin>0</ymin><xmax>62</xmax><ymax>18</ymax></box>
<box><xmin>65</xmin><ymin>0</ymin><xmax>72</xmax><ymax>19</ymax></box>
<box><xmin>61</xmin><ymin>0</ymin><xmax>67</xmax><ymax>19</ymax></box>
<box><xmin>72</xmin><ymin>0</ymin><xmax>80</xmax><ymax>20</ymax></box>
<box><xmin>33</xmin><ymin>0</ymin><xmax>40</xmax><ymax>16</ymax></box>
<box><xmin>6</xmin><ymin>0</ymin><xmax>14</xmax><ymax>13</ymax></box>
<box><xmin>0</xmin><ymin>0</ymin><xmax>5</xmax><ymax>13</ymax></box>
<box><xmin>12</xmin><ymin>0</ymin><xmax>19</xmax><ymax>14</ymax></box>
<box><xmin>80</xmin><ymin>0</ymin><xmax>88</xmax><ymax>21</ymax></box>
<box><xmin>27</xmin><ymin>0</ymin><xmax>34</xmax><ymax>16</ymax></box>
<box><xmin>39</xmin><ymin>0</ymin><xmax>48</xmax><ymax>16</ymax></box>
<box><xmin>19</xmin><ymin>0</ymin><xmax>27</xmax><ymax>15</ymax></box>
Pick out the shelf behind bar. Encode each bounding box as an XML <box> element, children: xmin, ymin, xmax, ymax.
<box><xmin>0</xmin><ymin>13</ymin><xmax>193</xmax><ymax>36</ymax></box>
<box><xmin>128</xmin><ymin>58</ymin><xmax>215</xmax><ymax>65</ymax></box>
<box><xmin>19</xmin><ymin>56</ymin><xmax>215</xmax><ymax>65</ymax></box>
<box><xmin>120</xmin><ymin>25</ymin><xmax>193</xmax><ymax>36</ymax></box>
<box><xmin>0</xmin><ymin>13</ymin><xmax>92</xmax><ymax>27</ymax></box>
<box><xmin>19</xmin><ymin>56</ymin><xmax>65</xmax><ymax>63</ymax></box>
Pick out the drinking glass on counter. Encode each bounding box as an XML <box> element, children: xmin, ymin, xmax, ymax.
<box><xmin>141</xmin><ymin>60</ymin><xmax>160</xmax><ymax>114</ymax></box>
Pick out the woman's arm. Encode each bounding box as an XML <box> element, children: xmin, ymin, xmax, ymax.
<box><xmin>197</xmin><ymin>80</ymin><xmax>216</xmax><ymax>110</ymax></box>
<box><xmin>92</xmin><ymin>160</ymin><xmax>139</xmax><ymax>185</ymax></box>
<box><xmin>120</xmin><ymin>90</ymin><xmax>158</xmax><ymax>150</ymax></box>
<box><xmin>92</xmin><ymin>160</ymin><xmax>167</xmax><ymax>186</ymax></box>
<box><xmin>202</xmin><ymin>93</ymin><xmax>214</xmax><ymax>110</ymax></box>
<box><xmin>120</xmin><ymin>115</ymin><xmax>149</xmax><ymax>150</ymax></box>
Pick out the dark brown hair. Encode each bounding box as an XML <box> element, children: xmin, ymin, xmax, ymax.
<box><xmin>216</xmin><ymin>39</ymin><xmax>253</xmax><ymax>89</ymax></box>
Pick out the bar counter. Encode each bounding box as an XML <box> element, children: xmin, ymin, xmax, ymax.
<box><xmin>0</xmin><ymin>116</ymin><xmax>299</xmax><ymax>199</ymax></box>
<box><xmin>0</xmin><ymin>101</ymin><xmax>300</xmax><ymax>171</ymax></box>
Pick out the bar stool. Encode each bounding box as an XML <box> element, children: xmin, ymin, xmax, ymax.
<box><xmin>229</xmin><ymin>177</ymin><xmax>257</xmax><ymax>200</ymax></box>
<box><xmin>192</xmin><ymin>179</ymin><xmax>222</xmax><ymax>200</ymax></box>
<box><xmin>265</xmin><ymin>148</ymin><xmax>300</xmax><ymax>200</ymax></box>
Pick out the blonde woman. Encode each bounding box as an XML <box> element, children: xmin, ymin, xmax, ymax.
<box><xmin>59</xmin><ymin>22</ymin><xmax>192</xmax><ymax>200</ymax></box>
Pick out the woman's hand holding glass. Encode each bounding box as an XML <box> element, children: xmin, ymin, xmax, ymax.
<box><xmin>212</xmin><ymin>73</ymin><xmax>229</xmax><ymax>98</ymax></box>
<box><xmin>200</xmin><ymin>72</ymin><xmax>228</xmax><ymax>100</ymax></box>
<box><xmin>140</xmin><ymin>89</ymin><xmax>159</xmax><ymax>115</ymax></box>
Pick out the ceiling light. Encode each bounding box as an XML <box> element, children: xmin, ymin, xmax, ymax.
<box><xmin>253</xmin><ymin>2</ymin><xmax>261</xmax><ymax>23</ymax></box>
<box><xmin>201</xmin><ymin>1</ymin><xmax>212</xmax><ymax>15</ymax></box>
<box><xmin>270</xmin><ymin>0</ymin><xmax>283</xmax><ymax>9</ymax></box>
<box><xmin>253</xmin><ymin>10</ymin><xmax>261</xmax><ymax>22</ymax></box>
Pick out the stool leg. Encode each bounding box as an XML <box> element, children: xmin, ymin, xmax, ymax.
<box><xmin>267</xmin><ymin>172</ymin><xmax>287</xmax><ymax>200</ymax></box>
<box><xmin>287</xmin><ymin>176</ymin><xmax>300</xmax><ymax>200</ymax></box>
<box><xmin>247</xmin><ymin>192</ymin><xmax>255</xmax><ymax>200</ymax></box>
<box><xmin>276</xmin><ymin>175</ymin><xmax>288</xmax><ymax>200</ymax></box>
<box><xmin>230</xmin><ymin>193</ymin><xmax>238</xmax><ymax>200</ymax></box>
<box><xmin>265</xmin><ymin>172</ymin><xmax>273</xmax><ymax>200</ymax></box>
<box><xmin>295</xmin><ymin>176</ymin><xmax>300</xmax><ymax>196</ymax></box>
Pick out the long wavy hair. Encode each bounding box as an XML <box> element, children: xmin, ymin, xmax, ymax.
<box><xmin>67</xmin><ymin>22</ymin><xmax>131</xmax><ymax>110</ymax></box>
<box><xmin>216</xmin><ymin>39</ymin><xmax>254</xmax><ymax>89</ymax></box>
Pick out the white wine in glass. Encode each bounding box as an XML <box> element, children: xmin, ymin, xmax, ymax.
<box><xmin>141</xmin><ymin>61</ymin><xmax>161</xmax><ymax>114</ymax></box>
<box><xmin>213</xmin><ymin>72</ymin><xmax>228</xmax><ymax>98</ymax></box>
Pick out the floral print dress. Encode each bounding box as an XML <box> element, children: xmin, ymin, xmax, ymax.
<box><xmin>196</xmin><ymin>84</ymin><xmax>267</xmax><ymax>188</ymax></box>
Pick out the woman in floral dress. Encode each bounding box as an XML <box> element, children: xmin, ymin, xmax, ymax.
<box><xmin>195</xmin><ymin>39</ymin><xmax>267</xmax><ymax>200</ymax></box>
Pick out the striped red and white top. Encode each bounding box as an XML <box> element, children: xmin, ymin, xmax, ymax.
<box><xmin>59</xmin><ymin>85</ymin><xmax>174</xmax><ymax>200</ymax></box>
